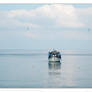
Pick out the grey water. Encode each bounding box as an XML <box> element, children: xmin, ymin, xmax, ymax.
<box><xmin>0</xmin><ymin>50</ymin><xmax>92</xmax><ymax>88</ymax></box>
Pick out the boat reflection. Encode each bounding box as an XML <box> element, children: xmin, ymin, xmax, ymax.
<box><xmin>48</xmin><ymin>62</ymin><xmax>61</xmax><ymax>75</ymax></box>
<box><xmin>48</xmin><ymin>62</ymin><xmax>61</xmax><ymax>70</ymax></box>
<box><xmin>47</xmin><ymin>62</ymin><xmax>62</xmax><ymax>87</ymax></box>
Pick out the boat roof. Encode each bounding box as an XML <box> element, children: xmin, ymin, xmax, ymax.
<box><xmin>49</xmin><ymin>50</ymin><xmax>60</xmax><ymax>54</ymax></box>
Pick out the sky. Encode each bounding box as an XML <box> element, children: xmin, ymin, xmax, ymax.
<box><xmin>0</xmin><ymin>4</ymin><xmax>92</xmax><ymax>50</ymax></box>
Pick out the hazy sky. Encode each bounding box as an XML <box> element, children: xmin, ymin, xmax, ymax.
<box><xmin>0</xmin><ymin>4</ymin><xmax>92</xmax><ymax>50</ymax></box>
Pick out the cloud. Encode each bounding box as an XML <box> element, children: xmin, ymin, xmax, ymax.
<box><xmin>0</xmin><ymin>11</ymin><xmax>40</xmax><ymax>31</ymax></box>
<box><xmin>0</xmin><ymin>4</ymin><xmax>92</xmax><ymax>33</ymax></box>
<box><xmin>7</xmin><ymin>4</ymin><xmax>85</xmax><ymax>28</ymax></box>
<box><xmin>23</xmin><ymin>31</ymin><xmax>39</xmax><ymax>39</ymax></box>
<box><xmin>75</xmin><ymin>7</ymin><xmax>92</xmax><ymax>28</ymax></box>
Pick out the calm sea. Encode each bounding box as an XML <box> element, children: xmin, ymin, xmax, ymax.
<box><xmin>0</xmin><ymin>49</ymin><xmax>92</xmax><ymax>88</ymax></box>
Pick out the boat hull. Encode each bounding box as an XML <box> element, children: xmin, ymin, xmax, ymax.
<box><xmin>49</xmin><ymin>56</ymin><xmax>61</xmax><ymax>63</ymax></box>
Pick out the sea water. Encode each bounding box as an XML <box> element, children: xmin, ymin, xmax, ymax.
<box><xmin>0</xmin><ymin>49</ymin><xmax>92</xmax><ymax>88</ymax></box>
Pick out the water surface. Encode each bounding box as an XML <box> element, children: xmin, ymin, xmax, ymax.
<box><xmin>0</xmin><ymin>50</ymin><xmax>92</xmax><ymax>88</ymax></box>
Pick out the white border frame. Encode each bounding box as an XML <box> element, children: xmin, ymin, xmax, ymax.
<box><xmin>0</xmin><ymin>1</ymin><xmax>92</xmax><ymax>92</ymax></box>
<box><xmin>0</xmin><ymin>0</ymin><xmax>92</xmax><ymax>3</ymax></box>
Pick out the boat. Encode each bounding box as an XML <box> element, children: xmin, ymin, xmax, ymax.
<box><xmin>48</xmin><ymin>50</ymin><xmax>61</xmax><ymax>63</ymax></box>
